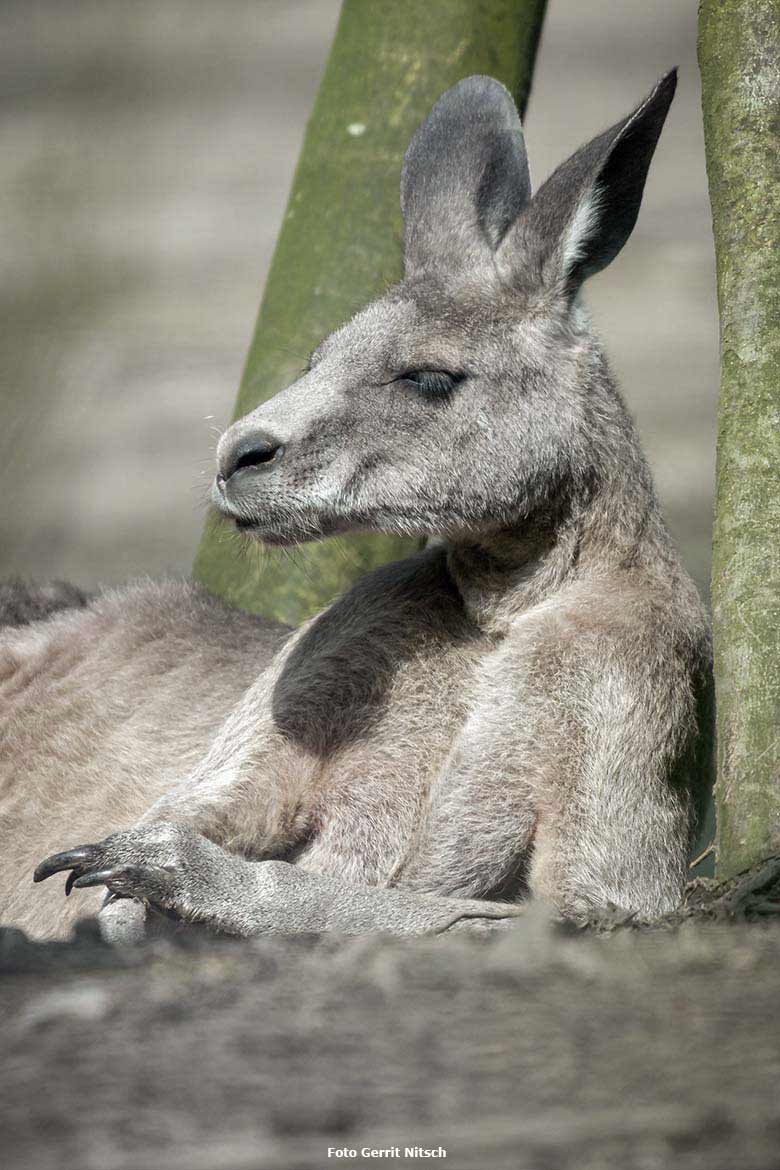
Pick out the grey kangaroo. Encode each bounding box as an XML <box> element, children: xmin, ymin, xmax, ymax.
<box><xmin>1</xmin><ymin>71</ymin><xmax>711</xmax><ymax>942</ymax></box>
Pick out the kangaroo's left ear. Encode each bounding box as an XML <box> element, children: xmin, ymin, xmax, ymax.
<box><xmin>499</xmin><ymin>69</ymin><xmax>677</xmax><ymax>300</ymax></box>
<box><xmin>401</xmin><ymin>75</ymin><xmax>531</xmax><ymax>281</ymax></box>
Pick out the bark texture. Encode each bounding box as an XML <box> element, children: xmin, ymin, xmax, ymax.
<box><xmin>699</xmin><ymin>0</ymin><xmax>780</xmax><ymax>877</ymax></box>
<box><xmin>193</xmin><ymin>0</ymin><xmax>547</xmax><ymax>624</ymax></box>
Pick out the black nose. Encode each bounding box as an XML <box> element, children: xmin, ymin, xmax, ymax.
<box><xmin>219</xmin><ymin>431</ymin><xmax>284</xmax><ymax>481</ymax></box>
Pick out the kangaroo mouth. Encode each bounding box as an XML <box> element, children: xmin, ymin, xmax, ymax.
<box><xmin>233</xmin><ymin>518</ymin><xmax>314</xmax><ymax>547</ymax></box>
<box><xmin>213</xmin><ymin>475</ymin><xmax>380</xmax><ymax>547</ymax></box>
<box><xmin>212</xmin><ymin>476</ymin><xmax>332</xmax><ymax>546</ymax></box>
<box><xmin>229</xmin><ymin>509</ymin><xmax>349</xmax><ymax>547</ymax></box>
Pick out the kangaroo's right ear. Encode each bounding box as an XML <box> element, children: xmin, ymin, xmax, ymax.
<box><xmin>401</xmin><ymin>75</ymin><xmax>531</xmax><ymax>281</ymax></box>
<box><xmin>499</xmin><ymin>69</ymin><xmax>677</xmax><ymax>301</ymax></box>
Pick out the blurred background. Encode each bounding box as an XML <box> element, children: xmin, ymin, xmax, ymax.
<box><xmin>0</xmin><ymin>0</ymin><xmax>718</xmax><ymax>597</ymax></box>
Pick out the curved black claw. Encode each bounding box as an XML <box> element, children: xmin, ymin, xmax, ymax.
<box><xmin>72</xmin><ymin>869</ymin><xmax>115</xmax><ymax>890</ymax></box>
<box><xmin>73</xmin><ymin>864</ymin><xmax>173</xmax><ymax>903</ymax></box>
<box><xmin>33</xmin><ymin>845</ymin><xmax>103</xmax><ymax>893</ymax></box>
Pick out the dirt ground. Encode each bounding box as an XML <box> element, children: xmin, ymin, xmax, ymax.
<box><xmin>2</xmin><ymin>880</ymin><xmax>780</xmax><ymax>1170</ymax></box>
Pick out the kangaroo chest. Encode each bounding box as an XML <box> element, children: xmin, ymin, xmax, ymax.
<box><xmin>266</xmin><ymin>552</ymin><xmax>498</xmax><ymax>883</ymax></box>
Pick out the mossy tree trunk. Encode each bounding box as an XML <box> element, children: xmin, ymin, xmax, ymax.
<box><xmin>699</xmin><ymin>0</ymin><xmax>780</xmax><ymax>878</ymax></box>
<box><xmin>194</xmin><ymin>0</ymin><xmax>547</xmax><ymax>625</ymax></box>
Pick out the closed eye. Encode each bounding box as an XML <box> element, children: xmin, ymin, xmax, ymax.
<box><xmin>396</xmin><ymin>370</ymin><xmax>465</xmax><ymax>398</ymax></box>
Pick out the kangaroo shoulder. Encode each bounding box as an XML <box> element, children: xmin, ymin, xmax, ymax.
<box><xmin>500</xmin><ymin>571</ymin><xmax>709</xmax><ymax>694</ymax></box>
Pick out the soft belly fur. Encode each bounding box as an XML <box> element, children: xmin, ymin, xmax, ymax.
<box><xmin>0</xmin><ymin>581</ymin><xmax>289</xmax><ymax>937</ymax></box>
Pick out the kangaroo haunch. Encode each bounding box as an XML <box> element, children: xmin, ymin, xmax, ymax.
<box><xmin>1</xmin><ymin>71</ymin><xmax>712</xmax><ymax>941</ymax></box>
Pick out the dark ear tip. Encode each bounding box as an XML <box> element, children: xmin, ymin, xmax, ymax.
<box><xmin>624</xmin><ymin>67</ymin><xmax>676</xmax><ymax>136</ymax></box>
<box><xmin>651</xmin><ymin>67</ymin><xmax>678</xmax><ymax>109</ymax></box>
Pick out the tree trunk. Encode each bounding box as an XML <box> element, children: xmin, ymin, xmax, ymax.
<box><xmin>193</xmin><ymin>0</ymin><xmax>547</xmax><ymax>625</ymax></box>
<box><xmin>698</xmin><ymin>0</ymin><xmax>780</xmax><ymax>878</ymax></box>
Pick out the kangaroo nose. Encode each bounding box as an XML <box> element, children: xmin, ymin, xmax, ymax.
<box><xmin>218</xmin><ymin>430</ymin><xmax>284</xmax><ymax>482</ymax></box>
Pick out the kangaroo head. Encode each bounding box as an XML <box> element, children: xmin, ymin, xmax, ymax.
<box><xmin>214</xmin><ymin>71</ymin><xmax>676</xmax><ymax>546</ymax></box>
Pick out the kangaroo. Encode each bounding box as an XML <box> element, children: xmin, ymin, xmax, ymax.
<box><xmin>1</xmin><ymin>71</ymin><xmax>711</xmax><ymax>942</ymax></box>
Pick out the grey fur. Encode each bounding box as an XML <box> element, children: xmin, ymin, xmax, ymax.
<box><xmin>2</xmin><ymin>72</ymin><xmax>711</xmax><ymax>941</ymax></box>
<box><xmin>0</xmin><ymin>580</ymin><xmax>90</xmax><ymax>628</ymax></box>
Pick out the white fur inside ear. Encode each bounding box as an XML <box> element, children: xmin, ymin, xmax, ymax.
<box><xmin>561</xmin><ymin>185</ymin><xmax>604</xmax><ymax>275</ymax></box>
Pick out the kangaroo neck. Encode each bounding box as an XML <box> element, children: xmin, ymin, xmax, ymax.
<box><xmin>445</xmin><ymin>514</ymin><xmax>577</xmax><ymax>636</ymax></box>
<box><xmin>445</xmin><ymin>463</ymin><xmax>659</xmax><ymax>636</ymax></box>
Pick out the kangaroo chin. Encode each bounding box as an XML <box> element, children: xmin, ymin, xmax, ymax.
<box><xmin>2</xmin><ymin>69</ymin><xmax>711</xmax><ymax>943</ymax></box>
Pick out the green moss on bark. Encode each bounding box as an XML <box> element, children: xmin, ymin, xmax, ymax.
<box><xmin>193</xmin><ymin>0</ymin><xmax>547</xmax><ymax>624</ymax></box>
<box><xmin>699</xmin><ymin>0</ymin><xmax>780</xmax><ymax>877</ymax></box>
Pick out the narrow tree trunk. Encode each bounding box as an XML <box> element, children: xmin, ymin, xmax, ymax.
<box><xmin>698</xmin><ymin>0</ymin><xmax>780</xmax><ymax>878</ymax></box>
<box><xmin>194</xmin><ymin>0</ymin><xmax>547</xmax><ymax>625</ymax></box>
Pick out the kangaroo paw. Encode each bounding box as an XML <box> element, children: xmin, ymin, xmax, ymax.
<box><xmin>33</xmin><ymin>822</ymin><xmax>216</xmax><ymax>922</ymax></box>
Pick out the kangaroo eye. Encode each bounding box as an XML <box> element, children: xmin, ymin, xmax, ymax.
<box><xmin>399</xmin><ymin>370</ymin><xmax>462</xmax><ymax>398</ymax></box>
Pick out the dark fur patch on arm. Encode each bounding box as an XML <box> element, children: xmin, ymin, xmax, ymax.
<box><xmin>0</xmin><ymin>580</ymin><xmax>91</xmax><ymax>629</ymax></box>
